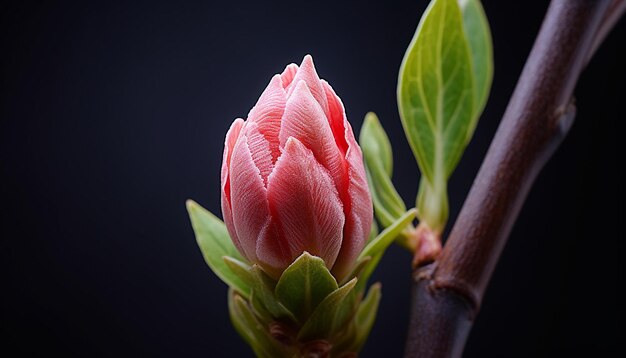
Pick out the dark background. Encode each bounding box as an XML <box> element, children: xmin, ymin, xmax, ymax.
<box><xmin>1</xmin><ymin>1</ymin><xmax>623</xmax><ymax>356</ymax></box>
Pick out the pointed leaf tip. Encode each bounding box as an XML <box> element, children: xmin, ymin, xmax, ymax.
<box><xmin>298</xmin><ymin>278</ymin><xmax>359</xmax><ymax>341</ymax></box>
<box><xmin>275</xmin><ymin>252</ymin><xmax>338</xmax><ymax>322</ymax></box>
<box><xmin>359</xmin><ymin>112</ymin><xmax>407</xmax><ymax>229</ymax></box>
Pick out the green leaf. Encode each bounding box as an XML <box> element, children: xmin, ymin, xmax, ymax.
<box><xmin>398</xmin><ymin>0</ymin><xmax>474</xmax><ymax>182</ymax></box>
<box><xmin>223</xmin><ymin>256</ymin><xmax>254</xmax><ymax>283</ymax></box>
<box><xmin>228</xmin><ymin>289</ymin><xmax>287</xmax><ymax>358</ymax></box>
<box><xmin>250</xmin><ymin>266</ymin><xmax>298</xmax><ymax>323</ymax></box>
<box><xmin>398</xmin><ymin>0</ymin><xmax>492</xmax><ymax>232</ymax></box>
<box><xmin>224</xmin><ymin>257</ymin><xmax>297</xmax><ymax>323</ymax></box>
<box><xmin>275</xmin><ymin>252</ymin><xmax>338</xmax><ymax>322</ymax></box>
<box><xmin>361</xmin><ymin>113</ymin><xmax>393</xmax><ymax>176</ymax></box>
<box><xmin>297</xmin><ymin>278</ymin><xmax>358</xmax><ymax>341</ymax></box>
<box><xmin>459</xmin><ymin>0</ymin><xmax>493</xmax><ymax>136</ymax></box>
<box><xmin>187</xmin><ymin>200</ymin><xmax>250</xmax><ymax>298</ymax></box>
<box><xmin>360</xmin><ymin>112</ymin><xmax>407</xmax><ymax>228</ymax></box>
<box><xmin>248</xmin><ymin>290</ymin><xmax>273</xmax><ymax>324</ymax></box>
<box><xmin>350</xmin><ymin>283</ymin><xmax>382</xmax><ymax>352</ymax></box>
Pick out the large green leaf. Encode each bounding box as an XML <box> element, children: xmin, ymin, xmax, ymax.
<box><xmin>460</xmin><ymin>0</ymin><xmax>493</xmax><ymax>136</ymax></box>
<box><xmin>275</xmin><ymin>252</ymin><xmax>338</xmax><ymax>322</ymax></box>
<box><xmin>398</xmin><ymin>0</ymin><xmax>474</xmax><ymax>183</ymax></box>
<box><xmin>360</xmin><ymin>112</ymin><xmax>407</xmax><ymax>228</ymax></box>
<box><xmin>187</xmin><ymin>200</ymin><xmax>250</xmax><ymax>298</ymax></box>
<box><xmin>397</xmin><ymin>0</ymin><xmax>492</xmax><ymax>232</ymax></box>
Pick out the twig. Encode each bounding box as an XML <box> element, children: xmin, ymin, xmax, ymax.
<box><xmin>404</xmin><ymin>0</ymin><xmax>624</xmax><ymax>357</ymax></box>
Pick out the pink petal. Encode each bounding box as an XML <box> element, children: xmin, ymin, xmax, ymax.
<box><xmin>331</xmin><ymin>123</ymin><xmax>373</xmax><ymax>281</ymax></box>
<box><xmin>242</xmin><ymin>122</ymin><xmax>273</xmax><ymax>186</ymax></box>
<box><xmin>229</xmin><ymin>131</ymin><xmax>271</xmax><ymax>263</ymax></box>
<box><xmin>247</xmin><ymin>75</ymin><xmax>286</xmax><ymax>162</ymax></box>
<box><xmin>285</xmin><ymin>55</ymin><xmax>329</xmax><ymax>115</ymax></box>
<box><xmin>221</xmin><ymin>118</ymin><xmax>245</xmax><ymax>254</ymax></box>
<box><xmin>261</xmin><ymin>137</ymin><xmax>345</xmax><ymax>272</ymax></box>
<box><xmin>279</xmin><ymin>80</ymin><xmax>346</xmax><ymax>194</ymax></box>
<box><xmin>322</xmin><ymin>80</ymin><xmax>349</xmax><ymax>156</ymax></box>
<box><xmin>280</xmin><ymin>63</ymin><xmax>299</xmax><ymax>89</ymax></box>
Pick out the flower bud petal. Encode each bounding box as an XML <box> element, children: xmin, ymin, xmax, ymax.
<box><xmin>321</xmin><ymin>81</ymin><xmax>373</xmax><ymax>279</ymax></box>
<box><xmin>280</xmin><ymin>63</ymin><xmax>299</xmax><ymax>89</ymax></box>
<box><xmin>244</xmin><ymin>122</ymin><xmax>273</xmax><ymax>185</ymax></box>
<box><xmin>333</xmin><ymin>134</ymin><xmax>372</xmax><ymax>279</ymax></box>
<box><xmin>221</xmin><ymin>118</ymin><xmax>245</xmax><ymax>254</ymax></box>
<box><xmin>280</xmin><ymin>80</ymin><xmax>345</xmax><ymax>192</ymax></box>
<box><xmin>285</xmin><ymin>55</ymin><xmax>329</xmax><ymax>115</ymax></box>
<box><xmin>247</xmin><ymin>75</ymin><xmax>286</xmax><ymax>162</ymax></box>
<box><xmin>229</xmin><ymin>131</ymin><xmax>271</xmax><ymax>262</ymax></box>
<box><xmin>261</xmin><ymin>137</ymin><xmax>345</xmax><ymax>275</ymax></box>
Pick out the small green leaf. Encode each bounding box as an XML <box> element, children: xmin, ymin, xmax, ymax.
<box><xmin>248</xmin><ymin>290</ymin><xmax>273</xmax><ymax>324</ymax></box>
<box><xmin>361</xmin><ymin>113</ymin><xmax>393</xmax><ymax>176</ymax></box>
<box><xmin>224</xmin><ymin>257</ymin><xmax>297</xmax><ymax>323</ymax></box>
<box><xmin>360</xmin><ymin>112</ymin><xmax>407</xmax><ymax>228</ymax></box>
<box><xmin>275</xmin><ymin>252</ymin><xmax>338</xmax><ymax>322</ymax></box>
<box><xmin>459</xmin><ymin>0</ymin><xmax>493</xmax><ymax>136</ymax></box>
<box><xmin>187</xmin><ymin>200</ymin><xmax>250</xmax><ymax>297</ymax></box>
<box><xmin>228</xmin><ymin>289</ymin><xmax>286</xmax><ymax>358</ymax></box>
<box><xmin>356</xmin><ymin>209</ymin><xmax>417</xmax><ymax>293</ymax></box>
<box><xmin>297</xmin><ymin>278</ymin><xmax>358</xmax><ymax>341</ymax></box>
<box><xmin>250</xmin><ymin>266</ymin><xmax>298</xmax><ymax>323</ymax></box>
<box><xmin>350</xmin><ymin>283</ymin><xmax>382</xmax><ymax>352</ymax></box>
<box><xmin>223</xmin><ymin>256</ymin><xmax>254</xmax><ymax>286</ymax></box>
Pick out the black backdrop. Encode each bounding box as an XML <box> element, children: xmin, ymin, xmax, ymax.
<box><xmin>1</xmin><ymin>1</ymin><xmax>624</xmax><ymax>356</ymax></box>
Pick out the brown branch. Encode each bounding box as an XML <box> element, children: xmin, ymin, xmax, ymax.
<box><xmin>404</xmin><ymin>0</ymin><xmax>624</xmax><ymax>357</ymax></box>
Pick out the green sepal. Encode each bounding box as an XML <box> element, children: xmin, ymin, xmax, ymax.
<box><xmin>356</xmin><ymin>209</ymin><xmax>417</xmax><ymax>293</ymax></box>
<box><xmin>250</xmin><ymin>266</ymin><xmax>298</xmax><ymax>323</ymax></box>
<box><xmin>360</xmin><ymin>112</ymin><xmax>407</xmax><ymax>228</ymax></box>
<box><xmin>223</xmin><ymin>256</ymin><xmax>298</xmax><ymax>324</ymax></box>
<box><xmin>248</xmin><ymin>290</ymin><xmax>273</xmax><ymax>324</ymax></box>
<box><xmin>275</xmin><ymin>252</ymin><xmax>338</xmax><ymax>322</ymax></box>
<box><xmin>187</xmin><ymin>200</ymin><xmax>250</xmax><ymax>298</ymax></box>
<box><xmin>297</xmin><ymin>278</ymin><xmax>358</xmax><ymax>341</ymax></box>
<box><xmin>330</xmin><ymin>282</ymin><xmax>382</xmax><ymax>355</ymax></box>
<box><xmin>228</xmin><ymin>288</ymin><xmax>287</xmax><ymax>358</ymax></box>
<box><xmin>222</xmin><ymin>256</ymin><xmax>254</xmax><ymax>287</ymax></box>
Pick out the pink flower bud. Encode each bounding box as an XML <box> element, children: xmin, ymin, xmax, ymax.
<box><xmin>220</xmin><ymin>55</ymin><xmax>372</xmax><ymax>280</ymax></box>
